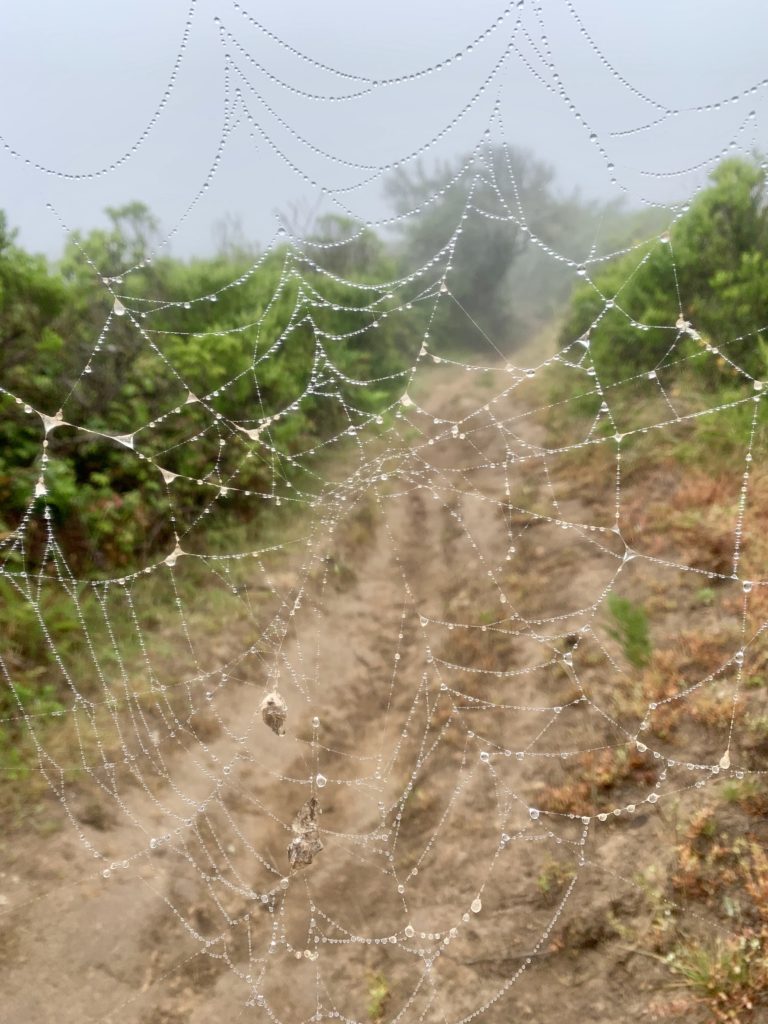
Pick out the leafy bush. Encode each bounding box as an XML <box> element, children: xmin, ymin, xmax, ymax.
<box><xmin>0</xmin><ymin>205</ymin><xmax>419</xmax><ymax>578</ymax></box>
<box><xmin>0</xmin><ymin>204</ymin><xmax>421</xmax><ymax>733</ymax></box>
<box><xmin>560</xmin><ymin>157</ymin><xmax>768</xmax><ymax>385</ymax></box>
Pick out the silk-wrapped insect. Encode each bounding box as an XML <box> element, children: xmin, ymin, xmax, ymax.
<box><xmin>287</xmin><ymin>796</ymin><xmax>323</xmax><ymax>869</ymax></box>
<box><xmin>260</xmin><ymin>691</ymin><xmax>288</xmax><ymax>736</ymax></box>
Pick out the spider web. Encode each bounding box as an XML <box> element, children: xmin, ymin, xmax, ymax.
<box><xmin>1</xmin><ymin>2</ymin><xmax>768</xmax><ymax>1022</ymax></box>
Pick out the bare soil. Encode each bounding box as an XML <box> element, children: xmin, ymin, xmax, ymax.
<box><xmin>1</xmin><ymin>353</ymin><xmax>762</xmax><ymax>1024</ymax></box>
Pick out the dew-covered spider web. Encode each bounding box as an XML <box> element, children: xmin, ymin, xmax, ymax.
<box><xmin>2</xmin><ymin>2</ymin><xmax>768</xmax><ymax>1022</ymax></box>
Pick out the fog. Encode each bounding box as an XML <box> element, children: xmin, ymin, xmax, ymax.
<box><xmin>1</xmin><ymin>0</ymin><xmax>766</xmax><ymax>256</ymax></box>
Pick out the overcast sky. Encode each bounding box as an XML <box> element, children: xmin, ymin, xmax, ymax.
<box><xmin>2</xmin><ymin>0</ymin><xmax>767</xmax><ymax>259</ymax></box>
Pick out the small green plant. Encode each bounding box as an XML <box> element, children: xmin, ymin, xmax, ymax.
<box><xmin>748</xmin><ymin>712</ymin><xmax>768</xmax><ymax>733</ymax></box>
<box><xmin>723</xmin><ymin>779</ymin><xmax>763</xmax><ymax>805</ymax></box>
<box><xmin>536</xmin><ymin>860</ymin><xmax>576</xmax><ymax>903</ymax></box>
<box><xmin>606</xmin><ymin>594</ymin><xmax>651</xmax><ymax>668</ymax></box>
<box><xmin>666</xmin><ymin>936</ymin><xmax>766</xmax><ymax>1019</ymax></box>
<box><xmin>367</xmin><ymin>973</ymin><xmax>390</xmax><ymax>1022</ymax></box>
<box><xmin>695</xmin><ymin>586</ymin><xmax>717</xmax><ymax>607</ymax></box>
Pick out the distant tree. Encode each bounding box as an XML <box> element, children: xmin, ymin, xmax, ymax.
<box><xmin>212</xmin><ymin>212</ymin><xmax>259</xmax><ymax>263</ymax></box>
<box><xmin>60</xmin><ymin>201</ymin><xmax>160</xmax><ymax>283</ymax></box>
<box><xmin>304</xmin><ymin>213</ymin><xmax>393</xmax><ymax>280</ymax></box>
<box><xmin>384</xmin><ymin>145</ymin><xmax>568</xmax><ymax>350</ymax></box>
<box><xmin>103</xmin><ymin>201</ymin><xmax>160</xmax><ymax>268</ymax></box>
<box><xmin>383</xmin><ymin>145</ymin><xmax>655</xmax><ymax>352</ymax></box>
<box><xmin>0</xmin><ymin>210</ymin><xmax>67</xmax><ymax>405</ymax></box>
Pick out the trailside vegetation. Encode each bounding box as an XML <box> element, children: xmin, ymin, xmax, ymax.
<box><xmin>560</xmin><ymin>156</ymin><xmax>768</xmax><ymax>385</ymax></box>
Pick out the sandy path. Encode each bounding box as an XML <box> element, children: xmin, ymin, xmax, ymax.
<box><xmin>0</xmin><ymin>364</ymin><xmax>481</xmax><ymax>1023</ymax></box>
<box><xmin>1</xmin><ymin>356</ymin><xmax>672</xmax><ymax>1024</ymax></box>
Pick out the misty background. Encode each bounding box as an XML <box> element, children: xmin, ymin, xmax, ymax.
<box><xmin>2</xmin><ymin>0</ymin><xmax>767</xmax><ymax>259</ymax></box>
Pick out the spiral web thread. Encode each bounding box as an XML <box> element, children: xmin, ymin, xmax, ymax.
<box><xmin>2</xmin><ymin>3</ymin><xmax>768</xmax><ymax>1022</ymax></box>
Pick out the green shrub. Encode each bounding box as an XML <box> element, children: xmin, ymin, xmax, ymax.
<box><xmin>560</xmin><ymin>156</ymin><xmax>768</xmax><ymax>386</ymax></box>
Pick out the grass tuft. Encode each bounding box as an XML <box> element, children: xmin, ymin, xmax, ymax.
<box><xmin>607</xmin><ymin>594</ymin><xmax>651</xmax><ymax>668</ymax></box>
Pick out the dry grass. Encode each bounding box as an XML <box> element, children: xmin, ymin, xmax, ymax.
<box><xmin>534</xmin><ymin>372</ymin><xmax>768</xmax><ymax>1020</ymax></box>
<box><xmin>544</xmin><ymin>746</ymin><xmax>657</xmax><ymax>815</ymax></box>
<box><xmin>658</xmin><ymin>814</ymin><xmax>768</xmax><ymax>1022</ymax></box>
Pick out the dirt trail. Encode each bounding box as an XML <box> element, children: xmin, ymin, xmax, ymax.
<box><xmin>1</xmin><ymin>355</ymin><xmax>675</xmax><ymax>1024</ymax></box>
